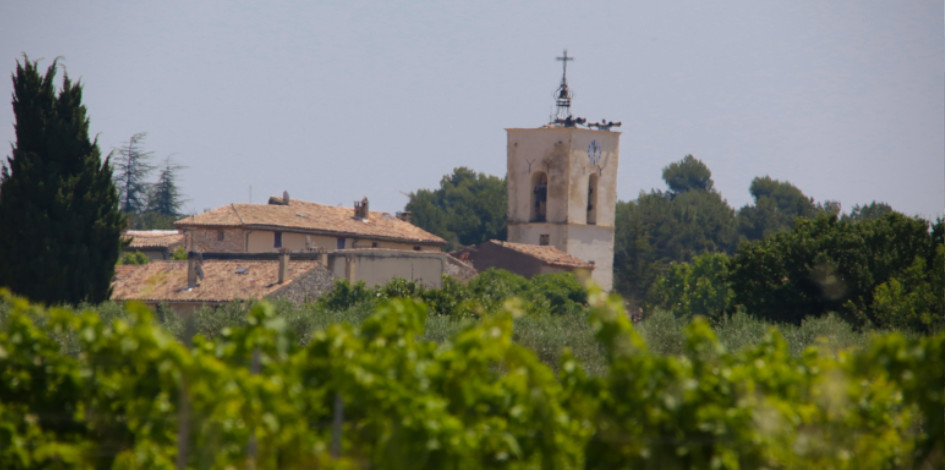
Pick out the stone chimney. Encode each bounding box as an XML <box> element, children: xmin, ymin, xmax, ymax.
<box><xmin>278</xmin><ymin>249</ymin><xmax>289</xmax><ymax>284</ymax></box>
<box><xmin>354</xmin><ymin>197</ymin><xmax>369</xmax><ymax>220</ymax></box>
<box><xmin>268</xmin><ymin>190</ymin><xmax>291</xmax><ymax>205</ymax></box>
<box><xmin>187</xmin><ymin>252</ymin><xmax>203</xmax><ymax>287</ymax></box>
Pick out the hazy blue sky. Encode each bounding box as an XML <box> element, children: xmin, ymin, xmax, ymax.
<box><xmin>1</xmin><ymin>1</ymin><xmax>942</xmax><ymax>220</ymax></box>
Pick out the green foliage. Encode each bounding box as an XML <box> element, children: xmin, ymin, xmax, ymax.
<box><xmin>0</xmin><ymin>56</ymin><xmax>125</xmax><ymax>304</ymax></box>
<box><xmin>466</xmin><ymin>268</ymin><xmax>530</xmax><ymax>312</ymax></box>
<box><xmin>113</xmin><ymin>132</ymin><xmax>155</xmax><ymax>214</ymax></box>
<box><xmin>146</xmin><ymin>157</ymin><xmax>185</xmax><ymax>217</ymax></box>
<box><xmin>731</xmin><ymin>213</ymin><xmax>943</xmax><ymax>331</ymax></box>
<box><xmin>614</xmin><ymin>155</ymin><xmax>737</xmax><ymax>303</ymax></box>
<box><xmin>170</xmin><ymin>246</ymin><xmax>188</xmax><ymax>260</ymax></box>
<box><xmin>405</xmin><ymin>167</ymin><xmax>506</xmax><ymax>248</ymax></box>
<box><xmin>846</xmin><ymin>201</ymin><xmax>894</xmax><ymax>221</ymax></box>
<box><xmin>126</xmin><ymin>211</ymin><xmax>178</xmax><ymax>230</ymax></box>
<box><xmin>870</xmin><ymin>243</ymin><xmax>945</xmax><ymax>332</ymax></box>
<box><xmin>574</xmin><ymin>288</ymin><xmax>944</xmax><ymax>469</ymax></box>
<box><xmin>315</xmin><ymin>279</ymin><xmax>377</xmax><ymax>312</ymax></box>
<box><xmin>737</xmin><ymin>175</ymin><xmax>817</xmax><ymax>240</ymax></box>
<box><xmin>662</xmin><ymin>154</ymin><xmax>714</xmax><ymax>194</ymax></box>
<box><xmin>118</xmin><ymin>250</ymin><xmax>149</xmax><ymax>265</ymax></box>
<box><xmin>2</xmin><ymin>286</ymin><xmax>942</xmax><ymax>469</ymax></box>
<box><xmin>652</xmin><ymin>252</ymin><xmax>733</xmax><ymax>322</ymax></box>
<box><xmin>525</xmin><ymin>272</ymin><xmax>587</xmax><ymax>316</ymax></box>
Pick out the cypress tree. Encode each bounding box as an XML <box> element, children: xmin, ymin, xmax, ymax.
<box><xmin>114</xmin><ymin>132</ymin><xmax>154</xmax><ymax>214</ymax></box>
<box><xmin>0</xmin><ymin>57</ymin><xmax>125</xmax><ymax>304</ymax></box>
<box><xmin>146</xmin><ymin>157</ymin><xmax>184</xmax><ymax>217</ymax></box>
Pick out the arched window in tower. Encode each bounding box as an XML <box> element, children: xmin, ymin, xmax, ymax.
<box><xmin>531</xmin><ymin>172</ymin><xmax>548</xmax><ymax>222</ymax></box>
<box><xmin>587</xmin><ymin>173</ymin><xmax>598</xmax><ymax>225</ymax></box>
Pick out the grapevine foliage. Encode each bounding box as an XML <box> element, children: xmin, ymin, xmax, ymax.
<box><xmin>0</xmin><ymin>288</ymin><xmax>941</xmax><ymax>469</ymax></box>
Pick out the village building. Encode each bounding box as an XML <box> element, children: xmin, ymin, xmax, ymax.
<box><xmin>112</xmin><ymin>50</ymin><xmax>616</xmax><ymax>309</ymax></box>
<box><xmin>122</xmin><ymin>230</ymin><xmax>185</xmax><ymax>260</ymax></box>
<box><xmin>174</xmin><ymin>193</ymin><xmax>446</xmax><ymax>254</ymax></box>
<box><xmin>112</xmin><ymin>248</ymin><xmax>476</xmax><ymax>312</ymax></box>
<box><xmin>469</xmin><ymin>50</ymin><xmax>621</xmax><ymax>290</ymax></box>
<box><xmin>112</xmin><ymin>196</ymin><xmax>474</xmax><ymax>310</ymax></box>
<box><xmin>454</xmin><ymin>240</ymin><xmax>594</xmax><ymax>279</ymax></box>
<box><xmin>111</xmin><ymin>252</ymin><xmax>334</xmax><ymax>313</ymax></box>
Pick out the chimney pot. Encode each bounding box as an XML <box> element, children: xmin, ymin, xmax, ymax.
<box><xmin>354</xmin><ymin>197</ymin><xmax>370</xmax><ymax>220</ymax></box>
<box><xmin>278</xmin><ymin>249</ymin><xmax>289</xmax><ymax>283</ymax></box>
<box><xmin>187</xmin><ymin>252</ymin><xmax>201</xmax><ymax>287</ymax></box>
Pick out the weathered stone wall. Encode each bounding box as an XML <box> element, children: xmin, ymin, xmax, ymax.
<box><xmin>566</xmin><ymin>225</ymin><xmax>614</xmax><ymax>291</ymax></box>
<box><xmin>444</xmin><ymin>255</ymin><xmax>477</xmax><ymax>282</ymax></box>
<box><xmin>185</xmin><ymin>228</ymin><xmax>246</xmax><ymax>253</ymax></box>
<box><xmin>326</xmin><ymin>250</ymin><xmax>447</xmax><ymax>288</ymax></box>
<box><xmin>472</xmin><ymin>242</ymin><xmax>545</xmax><ymax>278</ymax></box>
<box><xmin>505</xmin><ymin>126</ymin><xmax>620</xmax><ymax>291</ymax></box>
<box><xmin>244</xmin><ymin>229</ymin><xmax>439</xmax><ymax>253</ymax></box>
<box><xmin>267</xmin><ymin>265</ymin><xmax>336</xmax><ymax>305</ymax></box>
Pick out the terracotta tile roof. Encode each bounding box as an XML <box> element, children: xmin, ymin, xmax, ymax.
<box><xmin>123</xmin><ymin>230</ymin><xmax>185</xmax><ymax>249</ymax></box>
<box><xmin>488</xmin><ymin>240</ymin><xmax>595</xmax><ymax>269</ymax></box>
<box><xmin>112</xmin><ymin>259</ymin><xmax>323</xmax><ymax>303</ymax></box>
<box><xmin>175</xmin><ymin>199</ymin><xmax>446</xmax><ymax>245</ymax></box>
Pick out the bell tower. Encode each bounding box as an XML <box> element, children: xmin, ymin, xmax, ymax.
<box><xmin>506</xmin><ymin>50</ymin><xmax>621</xmax><ymax>290</ymax></box>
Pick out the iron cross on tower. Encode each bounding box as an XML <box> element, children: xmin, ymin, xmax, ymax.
<box><xmin>554</xmin><ymin>49</ymin><xmax>576</xmax><ymax>123</ymax></box>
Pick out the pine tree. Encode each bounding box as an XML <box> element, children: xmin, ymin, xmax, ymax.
<box><xmin>114</xmin><ymin>132</ymin><xmax>154</xmax><ymax>214</ymax></box>
<box><xmin>146</xmin><ymin>157</ymin><xmax>185</xmax><ymax>217</ymax></box>
<box><xmin>0</xmin><ymin>57</ymin><xmax>125</xmax><ymax>304</ymax></box>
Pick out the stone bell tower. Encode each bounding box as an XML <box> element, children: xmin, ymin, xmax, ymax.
<box><xmin>505</xmin><ymin>50</ymin><xmax>621</xmax><ymax>290</ymax></box>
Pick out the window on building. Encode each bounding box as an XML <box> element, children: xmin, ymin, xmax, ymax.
<box><xmin>531</xmin><ymin>172</ymin><xmax>548</xmax><ymax>222</ymax></box>
<box><xmin>337</xmin><ymin>238</ymin><xmax>346</xmax><ymax>249</ymax></box>
<box><xmin>371</xmin><ymin>242</ymin><xmax>379</xmax><ymax>248</ymax></box>
<box><xmin>274</xmin><ymin>231</ymin><xmax>282</xmax><ymax>248</ymax></box>
<box><xmin>414</xmin><ymin>246</ymin><xmax>422</xmax><ymax>251</ymax></box>
<box><xmin>539</xmin><ymin>234</ymin><xmax>550</xmax><ymax>246</ymax></box>
<box><xmin>587</xmin><ymin>173</ymin><xmax>598</xmax><ymax>225</ymax></box>
<box><xmin>217</xmin><ymin>230</ymin><xmax>225</xmax><ymax>241</ymax></box>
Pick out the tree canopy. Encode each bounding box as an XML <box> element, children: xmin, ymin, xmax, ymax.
<box><xmin>661</xmin><ymin>154</ymin><xmax>714</xmax><ymax>195</ymax></box>
<box><xmin>114</xmin><ymin>132</ymin><xmax>154</xmax><ymax>214</ymax></box>
<box><xmin>737</xmin><ymin>176</ymin><xmax>818</xmax><ymax>240</ymax></box>
<box><xmin>404</xmin><ymin>167</ymin><xmax>506</xmax><ymax>249</ymax></box>
<box><xmin>0</xmin><ymin>57</ymin><xmax>124</xmax><ymax>304</ymax></box>
<box><xmin>730</xmin><ymin>213</ymin><xmax>943</xmax><ymax>331</ymax></box>
<box><xmin>614</xmin><ymin>155</ymin><xmax>737</xmax><ymax>303</ymax></box>
<box><xmin>146</xmin><ymin>157</ymin><xmax>185</xmax><ymax>217</ymax></box>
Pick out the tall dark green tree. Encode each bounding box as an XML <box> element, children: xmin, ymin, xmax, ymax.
<box><xmin>146</xmin><ymin>157</ymin><xmax>184</xmax><ymax>217</ymax></box>
<box><xmin>662</xmin><ymin>154</ymin><xmax>714</xmax><ymax>195</ymax></box>
<box><xmin>737</xmin><ymin>176</ymin><xmax>817</xmax><ymax>240</ymax></box>
<box><xmin>405</xmin><ymin>167</ymin><xmax>506</xmax><ymax>249</ymax></box>
<box><xmin>846</xmin><ymin>201</ymin><xmax>894</xmax><ymax>221</ymax></box>
<box><xmin>614</xmin><ymin>155</ymin><xmax>737</xmax><ymax>303</ymax></box>
<box><xmin>113</xmin><ymin>132</ymin><xmax>154</xmax><ymax>214</ymax></box>
<box><xmin>0</xmin><ymin>57</ymin><xmax>124</xmax><ymax>304</ymax></box>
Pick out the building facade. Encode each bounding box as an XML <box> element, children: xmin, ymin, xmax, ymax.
<box><xmin>503</xmin><ymin>50</ymin><xmax>621</xmax><ymax>290</ymax></box>
<box><xmin>175</xmin><ymin>195</ymin><xmax>447</xmax><ymax>254</ymax></box>
<box><xmin>505</xmin><ymin>126</ymin><xmax>620</xmax><ymax>290</ymax></box>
